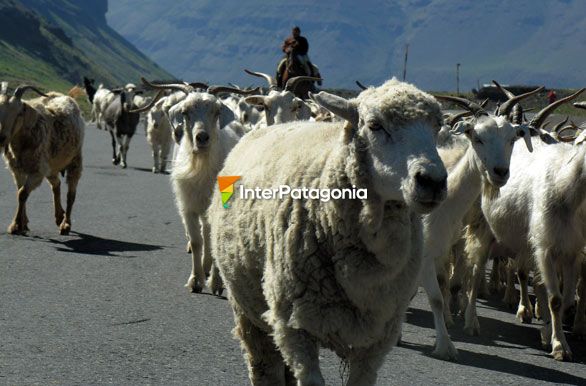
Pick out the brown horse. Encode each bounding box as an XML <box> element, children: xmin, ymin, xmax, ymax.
<box><xmin>277</xmin><ymin>51</ymin><xmax>321</xmax><ymax>99</ymax></box>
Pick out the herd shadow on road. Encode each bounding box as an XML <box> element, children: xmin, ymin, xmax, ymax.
<box><xmin>46</xmin><ymin>231</ymin><xmax>163</xmax><ymax>257</ymax></box>
<box><xmin>404</xmin><ymin>297</ymin><xmax>586</xmax><ymax>384</ymax></box>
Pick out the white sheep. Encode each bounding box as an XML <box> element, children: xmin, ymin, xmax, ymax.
<box><xmin>418</xmin><ymin>88</ymin><xmax>537</xmax><ymax>360</ymax></box>
<box><xmin>145</xmin><ymin>96</ymin><xmax>173</xmax><ymax>173</ymax></box>
<box><xmin>466</xmin><ymin>89</ymin><xmax>586</xmax><ymax>361</ymax></box>
<box><xmin>0</xmin><ymin>85</ymin><xmax>84</xmax><ymax>235</ymax></box>
<box><xmin>208</xmin><ymin>78</ymin><xmax>448</xmax><ymax>385</ymax></box>
<box><xmin>140</xmin><ymin>79</ymin><xmax>244</xmax><ymax>293</ymax></box>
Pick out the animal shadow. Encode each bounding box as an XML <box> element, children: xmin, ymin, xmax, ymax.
<box><xmin>48</xmin><ymin>231</ymin><xmax>163</xmax><ymax>257</ymax></box>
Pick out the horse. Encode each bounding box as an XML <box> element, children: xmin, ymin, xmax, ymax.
<box><xmin>277</xmin><ymin>51</ymin><xmax>321</xmax><ymax>99</ymax></box>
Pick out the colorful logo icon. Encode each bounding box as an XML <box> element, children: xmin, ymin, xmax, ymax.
<box><xmin>217</xmin><ymin>176</ymin><xmax>241</xmax><ymax>208</ymax></box>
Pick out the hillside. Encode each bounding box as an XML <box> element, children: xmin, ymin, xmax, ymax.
<box><xmin>0</xmin><ymin>0</ymin><xmax>172</xmax><ymax>93</ymax></box>
<box><xmin>107</xmin><ymin>0</ymin><xmax>586</xmax><ymax>91</ymax></box>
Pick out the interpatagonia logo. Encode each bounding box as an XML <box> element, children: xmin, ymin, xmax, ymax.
<box><xmin>217</xmin><ymin>176</ymin><xmax>241</xmax><ymax>208</ymax></box>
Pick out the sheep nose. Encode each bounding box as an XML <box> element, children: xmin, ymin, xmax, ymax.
<box><xmin>195</xmin><ymin>132</ymin><xmax>209</xmax><ymax>146</ymax></box>
<box><xmin>493</xmin><ymin>167</ymin><xmax>509</xmax><ymax>178</ymax></box>
<box><xmin>415</xmin><ymin>172</ymin><xmax>447</xmax><ymax>194</ymax></box>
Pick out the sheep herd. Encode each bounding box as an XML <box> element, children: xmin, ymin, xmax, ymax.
<box><xmin>1</xmin><ymin>72</ymin><xmax>585</xmax><ymax>385</ymax></box>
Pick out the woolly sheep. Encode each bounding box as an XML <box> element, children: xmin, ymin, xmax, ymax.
<box><xmin>208</xmin><ymin>78</ymin><xmax>448</xmax><ymax>385</ymax></box>
<box><xmin>0</xmin><ymin>85</ymin><xmax>84</xmax><ymax>235</ymax></box>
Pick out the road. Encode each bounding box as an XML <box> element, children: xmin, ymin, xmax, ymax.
<box><xmin>1</xmin><ymin>124</ymin><xmax>585</xmax><ymax>385</ymax></box>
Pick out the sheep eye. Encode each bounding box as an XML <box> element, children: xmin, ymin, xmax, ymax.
<box><xmin>369</xmin><ymin>121</ymin><xmax>383</xmax><ymax>131</ymax></box>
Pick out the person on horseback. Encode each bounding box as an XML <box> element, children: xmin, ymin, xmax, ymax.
<box><xmin>278</xmin><ymin>26</ymin><xmax>317</xmax><ymax>80</ymax></box>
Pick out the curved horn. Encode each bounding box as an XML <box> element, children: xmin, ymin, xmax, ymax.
<box><xmin>187</xmin><ymin>82</ymin><xmax>209</xmax><ymax>90</ymax></box>
<box><xmin>284</xmin><ymin>76</ymin><xmax>322</xmax><ymax>92</ymax></box>
<box><xmin>511</xmin><ymin>104</ymin><xmax>524</xmax><ymax>124</ymax></box>
<box><xmin>434</xmin><ymin>95</ymin><xmax>487</xmax><ymax>116</ymax></box>
<box><xmin>480</xmin><ymin>98</ymin><xmax>489</xmax><ymax>108</ymax></box>
<box><xmin>446</xmin><ymin>111</ymin><xmax>473</xmax><ymax>127</ymax></box>
<box><xmin>355</xmin><ymin>80</ymin><xmax>368</xmax><ymax>90</ymax></box>
<box><xmin>493</xmin><ymin>81</ymin><xmax>544</xmax><ymax>117</ymax></box>
<box><xmin>140</xmin><ymin>77</ymin><xmax>192</xmax><ymax>95</ymax></box>
<box><xmin>556</xmin><ymin>125</ymin><xmax>580</xmax><ymax>142</ymax></box>
<box><xmin>244</xmin><ymin>69</ymin><xmax>277</xmax><ymax>88</ymax></box>
<box><xmin>129</xmin><ymin>90</ymin><xmax>165</xmax><ymax>113</ymax></box>
<box><xmin>529</xmin><ymin>88</ymin><xmax>586</xmax><ymax>128</ymax></box>
<box><xmin>13</xmin><ymin>85</ymin><xmax>48</xmax><ymax>99</ymax></box>
<box><xmin>207</xmin><ymin>86</ymin><xmax>262</xmax><ymax>96</ymax></box>
<box><xmin>552</xmin><ymin>116</ymin><xmax>569</xmax><ymax>134</ymax></box>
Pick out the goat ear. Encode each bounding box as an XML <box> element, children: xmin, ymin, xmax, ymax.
<box><xmin>244</xmin><ymin>96</ymin><xmax>266</xmax><ymax>107</ymax></box>
<box><xmin>516</xmin><ymin>125</ymin><xmax>533</xmax><ymax>152</ymax></box>
<box><xmin>574</xmin><ymin>130</ymin><xmax>586</xmax><ymax>146</ymax></box>
<box><xmin>218</xmin><ymin>101</ymin><xmax>237</xmax><ymax>129</ymax></box>
<box><xmin>309</xmin><ymin>91</ymin><xmax>358</xmax><ymax>126</ymax></box>
<box><xmin>450</xmin><ymin>120</ymin><xmax>474</xmax><ymax>135</ymax></box>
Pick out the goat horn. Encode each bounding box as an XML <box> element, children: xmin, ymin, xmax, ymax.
<box><xmin>13</xmin><ymin>85</ymin><xmax>48</xmax><ymax>99</ymax></box>
<box><xmin>129</xmin><ymin>90</ymin><xmax>165</xmax><ymax>113</ymax></box>
<box><xmin>140</xmin><ymin>77</ymin><xmax>192</xmax><ymax>95</ymax></box>
<box><xmin>556</xmin><ymin>125</ymin><xmax>580</xmax><ymax>142</ymax></box>
<box><xmin>552</xmin><ymin>117</ymin><xmax>569</xmax><ymax>134</ymax></box>
<box><xmin>284</xmin><ymin>76</ymin><xmax>322</xmax><ymax>92</ymax></box>
<box><xmin>480</xmin><ymin>98</ymin><xmax>489</xmax><ymax>108</ymax></box>
<box><xmin>434</xmin><ymin>95</ymin><xmax>487</xmax><ymax>116</ymax></box>
<box><xmin>493</xmin><ymin>81</ymin><xmax>544</xmax><ymax>117</ymax></box>
<box><xmin>207</xmin><ymin>86</ymin><xmax>262</xmax><ymax>96</ymax></box>
<box><xmin>355</xmin><ymin>80</ymin><xmax>368</xmax><ymax>90</ymax></box>
<box><xmin>446</xmin><ymin>111</ymin><xmax>473</xmax><ymax>127</ymax></box>
<box><xmin>244</xmin><ymin>69</ymin><xmax>277</xmax><ymax>88</ymax></box>
<box><xmin>530</xmin><ymin>88</ymin><xmax>586</xmax><ymax>128</ymax></box>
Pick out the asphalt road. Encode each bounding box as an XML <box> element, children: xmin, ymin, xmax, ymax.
<box><xmin>1</xmin><ymin>124</ymin><xmax>585</xmax><ymax>385</ymax></box>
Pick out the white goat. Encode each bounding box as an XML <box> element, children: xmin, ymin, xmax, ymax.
<box><xmin>208</xmin><ymin>78</ymin><xmax>448</xmax><ymax>385</ymax></box>
<box><xmin>466</xmin><ymin>89</ymin><xmax>586</xmax><ymax>361</ymax></box>
<box><xmin>140</xmin><ymin>79</ymin><xmax>244</xmax><ymax>293</ymax></box>
<box><xmin>0</xmin><ymin>85</ymin><xmax>84</xmax><ymax>235</ymax></box>
<box><xmin>242</xmin><ymin>69</ymin><xmax>316</xmax><ymax>126</ymax></box>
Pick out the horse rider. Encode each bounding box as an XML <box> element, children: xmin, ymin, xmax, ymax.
<box><xmin>280</xmin><ymin>26</ymin><xmax>315</xmax><ymax>78</ymax></box>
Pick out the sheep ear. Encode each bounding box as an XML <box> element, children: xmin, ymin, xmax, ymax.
<box><xmin>450</xmin><ymin>120</ymin><xmax>474</xmax><ymax>135</ymax></box>
<box><xmin>244</xmin><ymin>96</ymin><xmax>266</xmax><ymax>107</ymax></box>
<box><xmin>309</xmin><ymin>91</ymin><xmax>358</xmax><ymax>126</ymax></box>
<box><xmin>516</xmin><ymin>125</ymin><xmax>533</xmax><ymax>152</ymax></box>
<box><xmin>218</xmin><ymin>101</ymin><xmax>237</xmax><ymax>129</ymax></box>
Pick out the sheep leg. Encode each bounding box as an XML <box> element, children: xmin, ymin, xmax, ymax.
<box><xmin>516</xmin><ymin>264</ymin><xmax>534</xmax><ymax>323</ymax></box>
<box><xmin>234</xmin><ymin>311</ymin><xmax>289</xmax><ymax>385</ymax></box>
<box><xmin>46</xmin><ymin>175</ymin><xmax>65</xmax><ymax>226</ymax></box>
<box><xmin>537</xmin><ymin>249</ymin><xmax>572</xmax><ymax>361</ymax></box>
<box><xmin>437</xmin><ymin>261</ymin><xmax>454</xmax><ymax>327</ymax></box>
<box><xmin>488</xmin><ymin>256</ymin><xmax>502</xmax><ymax>294</ymax></box>
<box><xmin>110</xmin><ymin>130</ymin><xmax>119</xmax><ymax>165</ymax></box>
<box><xmin>8</xmin><ymin>174</ymin><xmax>43</xmax><ymax>234</ymax></box>
<box><xmin>421</xmin><ymin>256</ymin><xmax>458</xmax><ymax>360</ymax></box>
<box><xmin>573</xmin><ymin>255</ymin><xmax>586</xmax><ymax>338</ymax></box>
<box><xmin>464</xmin><ymin>263</ymin><xmax>481</xmax><ymax>336</ymax></box>
<box><xmin>346</xmin><ymin>346</ymin><xmax>390</xmax><ymax>386</ymax></box>
<box><xmin>60</xmin><ymin>155</ymin><xmax>82</xmax><ymax>235</ymax></box>
<box><xmin>272</xmin><ymin>322</ymin><xmax>324</xmax><ymax>386</ymax></box>
<box><xmin>183</xmin><ymin>214</ymin><xmax>205</xmax><ymax>293</ymax></box>
<box><xmin>119</xmin><ymin>135</ymin><xmax>131</xmax><ymax>169</ymax></box>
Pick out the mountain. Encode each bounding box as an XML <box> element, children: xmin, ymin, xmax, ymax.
<box><xmin>106</xmin><ymin>0</ymin><xmax>586</xmax><ymax>91</ymax></box>
<box><xmin>0</xmin><ymin>0</ymin><xmax>171</xmax><ymax>92</ymax></box>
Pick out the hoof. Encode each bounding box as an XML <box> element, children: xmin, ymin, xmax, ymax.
<box><xmin>152</xmin><ymin>167</ymin><xmax>158</xmax><ymax>173</ymax></box>
<box><xmin>112</xmin><ymin>157</ymin><xmax>120</xmax><ymax>165</ymax></box>
<box><xmin>516</xmin><ymin>305</ymin><xmax>534</xmax><ymax>324</ymax></box>
<box><xmin>551</xmin><ymin>346</ymin><xmax>573</xmax><ymax>362</ymax></box>
<box><xmin>185</xmin><ymin>277</ymin><xmax>202</xmax><ymax>293</ymax></box>
<box><xmin>431</xmin><ymin>340</ymin><xmax>458</xmax><ymax>361</ymax></box>
<box><xmin>59</xmin><ymin>224</ymin><xmax>71</xmax><ymax>235</ymax></box>
<box><xmin>186</xmin><ymin>242</ymin><xmax>192</xmax><ymax>254</ymax></box>
<box><xmin>121</xmin><ymin>162</ymin><xmax>127</xmax><ymax>169</ymax></box>
<box><xmin>8</xmin><ymin>222</ymin><xmax>26</xmax><ymax>235</ymax></box>
<box><xmin>464</xmin><ymin>318</ymin><xmax>480</xmax><ymax>336</ymax></box>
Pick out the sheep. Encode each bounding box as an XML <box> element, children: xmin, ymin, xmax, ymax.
<box><xmin>463</xmin><ymin>88</ymin><xmax>586</xmax><ymax>361</ymax></box>
<box><xmin>208</xmin><ymin>78</ymin><xmax>448</xmax><ymax>385</ymax></box>
<box><xmin>415</xmin><ymin>86</ymin><xmax>538</xmax><ymax>360</ymax></box>
<box><xmin>140</xmin><ymin>79</ymin><xmax>244</xmax><ymax>293</ymax></box>
<box><xmin>242</xmin><ymin>69</ymin><xmax>318</xmax><ymax>126</ymax></box>
<box><xmin>0</xmin><ymin>85</ymin><xmax>84</xmax><ymax>235</ymax></box>
<box><xmin>142</xmin><ymin>95</ymin><xmax>173</xmax><ymax>173</ymax></box>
